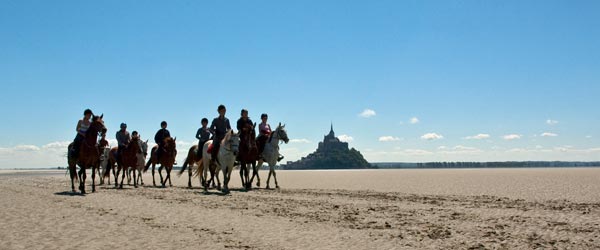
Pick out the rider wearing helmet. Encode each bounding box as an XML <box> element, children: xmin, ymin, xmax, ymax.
<box><xmin>154</xmin><ymin>121</ymin><xmax>171</xmax><ymax>162</ymax></box>
<box><xmin>116</xmin><ymin>123</ymin><xmax>131</xmax><ymax>161</ymax></box>
<box><xmin>209</xmin><ymin>105</ymin><xmax>231</xmax><ymax>163</ymax></box>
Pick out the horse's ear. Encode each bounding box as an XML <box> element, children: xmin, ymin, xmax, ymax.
<box><xmin>174</xmin><ymin>137</ymin><xmax>177</xmax><ymax>141</ymax></box>
<box><xmin>145</xmin><ymin>139</ymin><xmax>149</xmax><ymax>144</ymax></box>
<box><xmin>278</xmin><ymin>122</ymin><xmax>281</xmax><ymax>127</ymax></box>
<box><xmin>283</xmin><ymin>123</ymin><xmax>286</xmax><ymax>128</ymax></box>
<box><xmin>100</xmin><ymin>114</ymin><xmax>103</xmax><ymax>119</ymax></box>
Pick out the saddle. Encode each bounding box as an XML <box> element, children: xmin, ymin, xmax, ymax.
<box><xmin>207</xmin><ymin>143</ymin><xmax>214</xmax><ymax>154</ymax></box>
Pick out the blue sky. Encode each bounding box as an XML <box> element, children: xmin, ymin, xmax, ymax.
<box><xmin>1</xmin><ymin>1</ymin><xmax>599</xmax><ymax>168</ymax></box>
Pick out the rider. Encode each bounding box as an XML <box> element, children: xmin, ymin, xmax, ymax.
<box><xmin>209</xmin><ymin>105</ymin><xmax>231</xmax><ymax>164</ymax></box>
<box><xmin>71</xmin><ymin>109</ymin><xmax>93</xmax><ymax>158</ymax></box>
<box><xmin>236</xmin><ymin>109</ymin><xmax>254</xmax><ymax>134</ymax></box>
<box><xmin>116</xmin><ymin>123</ymin><xmax>131</xmax><ymax>161</ymax></box>
<box><xmin>257</xmin><ymin>113</ymin><xmax>284</xmax><ymax>162</ymax></box>
<box><xmin>195</xmin><ymin>118</ymin><xmax>210</xmax><ymax>158</ymax></box>
<box><xmin>131</xmin><ymin>131</ymin><xmax>139</xmax><ymax>140</ymax></box>
<box><xmin>154</xmin><ymin>121</ymin><xmax>171</xmax><ymax>162</ymax></box>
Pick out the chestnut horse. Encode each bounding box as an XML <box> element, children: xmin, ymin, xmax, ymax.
<box><xmin>67</xmin><ymin>114</ymin><xmax>107</xmax><ymax>194</ymax></box>
<box><xmin>178</xmin><ymin>144</ymin><xmax>216</xmax><ymax>188</ymax></box>
<box><xmin>144</xmin><ymin>137</ymin><xmax>177</xmax><ymax>187</ymax></box>
<box><xmin>115</xmin><ymin>137</ymin><xmax>145</xmax><ymax>188</ymax></box>
<box><xmin>238</xmin><ymin>123</ymin><xmax>260</xmax><ymax>189</ymax></box>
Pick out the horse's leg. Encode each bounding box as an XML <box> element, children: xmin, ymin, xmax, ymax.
<box><xmin>239</xmin><ymin>162</ymin><xmax>245</xmax><ymax>189</ymax></box>
<box><xmin>272</xmin><ymin>164</ymin><xmax>279</xmax><ymax>189</ymax></box>
<box><xmin>158</xmin><ymin>165</ymin><xmax>165</xmax><ymax>188</ymax></box>
<box><xmin>151</xmin><ymin>162</ymin><xmax>157</xmax><ymax>187</ymax></box>
<box><xmin>165</xmin><ymin>166</ymin><xmax>172</xmax><ymax>187</ymax></box>
<box><xmin>138</xmin><ymin>168</ymin><xmax>144</xmax><ymax>186</ymax></box>
<box><xmin>91</xmin><ymin>166</ymin><xmax>96</xmax><ymax>192</ymax></box>
<box><xmin>132</xmin><ymin>168</ymin><xmax>138</xmax><ymax>188</ymax></box>
<box><xmin>126</xmin><ymin>169</ymin><xmax>131</xmax><ymax>185</ymax></box>
<box><xmin>187</xmin><ymin>161</ymin><xmax>193</xmax><ymax>188</ymax></box>
<box><xmin>69</xmin><ymin>164</ymin><xmax>76</xmax><ymax>192</ymax></box>
<box><xmin>120</xmin><ymin>167</ymin><xmax>126</xmax><ymax>189</ymax></box>
<box><xmin>264</xmin><ymin>161</ymin><xmax>272</xmax><ymax>189</ymax></box>
<box><xmin>114</xmin><ymin>165</ymin><xmax>120</xmax><ymax>188</ymax></box>
<box><xmin>80</xmin><ymin>167</ymin><xmax>87</xmax><ymax>194</ymax></box>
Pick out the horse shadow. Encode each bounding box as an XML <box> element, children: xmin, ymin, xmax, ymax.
<box><xmin>54</xmin><ymin>191</ymin><xmax>85</xmax><ymax>197</ymax></box>
<box><xmin>196</xmin><ymin>188</ymin><xmax>250</xmax><ymax>196</ymax></box>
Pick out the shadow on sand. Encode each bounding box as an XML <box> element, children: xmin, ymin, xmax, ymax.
<box><xmin>54</xmin><ymin>191</ymin><xmax>85</xmax><ymax>196</ymax></box>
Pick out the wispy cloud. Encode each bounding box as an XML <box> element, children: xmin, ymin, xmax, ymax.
<box><xmin>546</xmin><ymin>119</ymin><xmax>559</xmax><ymax>125</ymax></box>
<box><xmin>541</xmin><ymin>132</ymin><xmax>558</xmax><ymax>137</ymax></box>
<box><xmin>421</xmin><ymin>133</ymin><xmax>443</xmax><ymax>140</ymax></box>
<box><xmin>464</xmin><ymin>134</ymin><xmax>490</xmax><ymax>140</ymax></box>
<box><xmin>409</xmin><ymin>117</ymin><xmax>419</xmax><ymax>124</ymax></box>
<box><xmin>290</xmin><ymin>138</ymin><xmax>311</xmax><ymax>144</ymax></box>
<box><xmin>338</xmin><ymin>134</ymin><xmax>354</xmax><ymax>142</ymax></box>
<box><xmin>358</xmin><ymin>109</ymin><xmax>376</xmax><ymax>118</ymax></box>
<box><xmin>503</xmin><ymin>134</ymin><xmax>521</xmax><ymax>140</ymax></box>
<box><xmin>586</xmin><ymin>135</ymin><xmax>592</xmax><ymax>139</ymax></box>
<box><xmin>378</xmin><ymin>136</ymin><xmax>401</xmax><ymax>142</ymax></box>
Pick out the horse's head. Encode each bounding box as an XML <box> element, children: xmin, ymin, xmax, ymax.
<box><xmin>275</xmin><ymin>122</ymin><xmax>289</xmax><ymax>144</ymax></box>
<box><xmin>141</xmin><ymin>139</ymin><xmax>149</xmax><ymax>157</ymax></box>
<box><xmin>90</xmin><ymin>114</ymin><xmax>107</xmax><ymax>136</ymax></box>
<box><xmin>163</xmin><ymin>137</ymin><xmax>177</xmax><ymax>154</ymax></box>
<box><xmin>223</xmin><ymin>130</ymin><xmax>240</xmax><ymax>156</ymax></box>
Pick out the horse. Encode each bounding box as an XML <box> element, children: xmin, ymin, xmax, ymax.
<box><xmin>144</xmin><ymin>137</ymin><xmax>177</xmax><ymax>187</ymax></box>
<box><xmin>114</xmin><ymin>137</ymin><xmax>146</xmax><ymax>188</ymax></box>
<box><xmin>98</xmin><ymin>137</ymin><xmax>111</xmax><ymax>185</ymax></box>
<box><xmin>177</xmin><ymin>145</ymin><xmax>221</xmax><ymax>188</ymax></box>
<box><xmin>127</xmin><ymin>139</ymin><xmax>148</xmax><ymax>186</ymax></box>
<box><xmin>67</xmin><ymin>114</ymin><xmax>107</xmax><ymax>194</ymax></box>
<box><xmin>238</xmin><ymin>123</ymin><xmax>260</xmax><ymax>189</ymax></box>
<box><xmin>201</xmin><ymin>130</ymin><xmax>239</xmax><ymax>193</ymax></box>
<box><xmin>256</xmin><ymin>123</ymin><xmax>289</xmax><ymax>189</ymax></box>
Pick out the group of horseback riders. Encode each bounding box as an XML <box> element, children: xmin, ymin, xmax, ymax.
<box><xmin>70</xmin><ymin>104</ymin><xmax>283</xmax><ymax>165</ymax></box>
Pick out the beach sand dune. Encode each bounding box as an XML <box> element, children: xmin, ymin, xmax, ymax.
<box><xmin>1</xmin><ymin>168</ymin><xmax>599</xmax><ymax>249</ymax></box>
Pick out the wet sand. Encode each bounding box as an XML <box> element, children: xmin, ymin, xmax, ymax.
<box><xmin>1</xmin><ymin>168</ymin><xmax>599</xmax><ymax>249</ymax></box>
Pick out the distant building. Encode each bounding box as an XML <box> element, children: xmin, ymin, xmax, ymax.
<box><xmin>283</xmin><ymin>124</ymin><xmax>372</xmax><ymax>170</ymax></box>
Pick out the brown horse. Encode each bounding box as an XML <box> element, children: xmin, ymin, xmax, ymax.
<box><xmin>115</xmin><ymin>137</ymin><xmax>143</xmax><ymax>188</ymax></box>
<box><xmin>98</xmin><ymin>137</ymin><xmax>111</xmax><ymax>185</ymax></box>
<box><xmin>144</xmin><ymin>137</ymin><xmax>177</xmax><ymax>187</ymax></box>
<box><xmin>238</xmin><ymin>123</ymin><xmax>260</xmax><ymax>189</ymax></box>
<box><xmin>67</xmin><ymin>114</ymin><xmax>107</xmax><ymax>194</ymax></box>
<box><xmin>178</xmin><ymin>143</ymin><xmax>220</xmax><ymax>188</ymax></box>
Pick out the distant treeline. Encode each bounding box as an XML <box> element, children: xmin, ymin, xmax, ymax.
<box><xmin>371</xmin><ymin>161</ymin><xmax>600</xmax><ymax>169</ymax></box>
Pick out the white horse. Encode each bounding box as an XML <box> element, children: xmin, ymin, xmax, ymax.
<box><xmin>201</xmin><ymin>130</ymin><xmax>240</xmax><ymax>193</ymax></box>
<box><xmin>257</xmin><ymin>123</ymin><xmax>289</xmax><ymax>189</ymax></box>
<box><xmin>99</xmin><ymin>147</ymin><xmax>111</xmax><ymax>185</ymax></box>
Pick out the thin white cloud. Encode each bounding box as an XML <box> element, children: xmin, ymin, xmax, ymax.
<box><xmin>358</xmin><ymin>109</ymin><xmax>376</xmax><ymax>118</ymax></box>
<box><xmin>439</xmin><ymin>145</ymin><xmax>483</xmax><ymax>154</ymax></box>
<box><xmin>290</xmin><ymin>139</ymin><xmax>311</xmax><ymax>144</ymax></box>
<box><xmin>409</xmin><ymin>117</ymin><xmax>419</xmax><ymax>124</ymax></box>
<box><xmin>546</xmin><ymin>119</ymin><xmax>559</xmax><ymax>125</ymax></box>
<box><xmin>464</xmin><ymin>134</ymin><xmax>490</xmax><ymax>140</ymax></box>
<box><xmin>378</xmin><ymin>136</ymin><xmax>401</xmax><ymax>142</ymax></box>
<box><xmin>338</xmin><ymin>134</ymin><xmax>354</xmax><ymax>142</ymax></box>
<box><xmin>421</xmin><ymin>133</ymin><xmax>443</xmax><ymax>140</ymax></box>
<box><xmin>14</xmin><ymin>145</ymin><xmax>41</xmax><ymax>151</ymax></box>
<box><xmin>541</xmin><ymin>132</ymin><xmax>558</xmax><ymax>137</ymax></box>
<box><xmin>403</xmin><ymin>149</ymin><xmax>433</xmax><ymax>156</ymax></box>
<box><xmin>586</xmin><ymin>135</ymin><xmax>592</xmax><ymax>139</ymax></box>
<box><xmin>503</xmin><ymin>134</ymin><xmax>521</xmax><ymax>140</ymax></box>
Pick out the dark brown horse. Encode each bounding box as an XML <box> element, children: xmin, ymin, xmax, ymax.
<box><xmin>238</xmin><ymin>123</ymin><xmax>260</xmax><ymax>189</ymax></box>
<box><xmin>67</xmin><ymin>114</ymin><xmax>107</xmax><ymax>194</ymax></box>
<box><xmin>115</xmin><ymin>137</ymin><xmax>143</xmax><ymax>188</ymax></box>
<box><xmin>144</xmin><ymin>137</ymin><xmax>177</xmax><ymax>187</ymax></box>
<box><xmin>178</xmin><ymin>142</ymin><xmax>220</xmax><ymax>189</ymax></box>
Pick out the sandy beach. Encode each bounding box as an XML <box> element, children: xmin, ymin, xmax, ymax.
<box><xmin>1</xmin><ymin>168</ymin><xmax>599</xmax><ymax>249</ymax></box>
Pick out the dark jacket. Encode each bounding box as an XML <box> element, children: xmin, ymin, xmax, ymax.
<box><xmin>154</xmin><ymin>128</ymin><xmax>171</xmax><ymax>145</ymax></box>
<box><xmin>196</xmin><ymin>127</ymin><xmax>211</xmax><ymax>142</ymax></box>
<box><xmin>210</xmin><ymin>116</ymin><xmax>231</xmax><ymax>140</ymax></box>
<box><xmin>236</xmin><ymin>118</ymin><xmax>254</xmax><ymax>133</ymax></box>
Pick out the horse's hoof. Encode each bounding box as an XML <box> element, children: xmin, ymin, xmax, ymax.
<box><xmin>266</xmin><ymin>185</ymin><xmax>270</xmax><ymax>189</ymax></box>
<box><xmin>276</xmin><ymin>185</ymin><xmax>280</xmax><ymax>189</ymax></box>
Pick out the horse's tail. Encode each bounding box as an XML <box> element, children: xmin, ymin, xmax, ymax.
<box><xmin>178</xmin><ymin>157</ymin><xmax>189</xmax><ymax>177</ymax></box>
<box><xmin>193</xmin><ymin>160</ymin><xmax>203</xmax><ymax>178</ymax></box>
